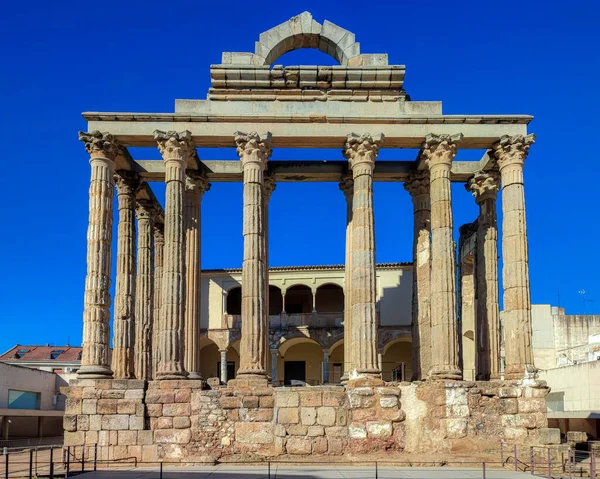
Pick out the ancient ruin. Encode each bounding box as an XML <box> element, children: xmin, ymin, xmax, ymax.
<box><xmin>63</xmin><ymin>13</ymin><xmax>553</xmax><ymax>461</ymax></box>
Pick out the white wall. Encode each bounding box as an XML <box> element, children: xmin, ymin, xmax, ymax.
<box><xmin>0</xmin><ymin>363</ymin><xmax>58</xmax><ymax>410</ymax></box>
<box><xmin>539</xmin><ymin>361</ymin><xmax>600</xmax><ymax>413</ymax></box>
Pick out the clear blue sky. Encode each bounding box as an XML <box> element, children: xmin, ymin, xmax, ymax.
<box><xmin>1</xmin><ymin>0</ymin><xmax>598</xmax><ymax>353</ymax></box>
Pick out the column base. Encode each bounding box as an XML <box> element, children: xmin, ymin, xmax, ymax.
<box><xmin>428</xmin><ymin>365</ymin><xmax>463</xmax><ymax>381</ymax></box>
<box><xmin>187</xmin><ymin>372</ymin><xmax>203</xmax><ymax>380</ymax></box>
<box><xmin>155</xmin><ymin>371</ymin><xmax>188</xmax><ymax>380</ymax></box>
<box><xmin>77</xmin><ymin>365</ymin><xmax>113</xmax><ymax>379</ymax></box>
<box><xmin>236</xmin><ymin>368</ymin><xmax>267</xmax><ymax>377</ymax></box>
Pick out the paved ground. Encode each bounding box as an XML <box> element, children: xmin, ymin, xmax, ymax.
<box><xmin>75</xmin><ymin>465</ymin><xmax>536</xmax><ymax>479</ymax></box>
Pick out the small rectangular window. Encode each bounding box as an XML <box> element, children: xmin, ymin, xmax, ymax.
<box><xmin>8</xmin><ymin>390</ymin><xmax>41</xmax><ymax>410</ymax></box>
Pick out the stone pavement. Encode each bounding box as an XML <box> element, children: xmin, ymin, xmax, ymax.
<box><xmin>77</xmin><ymin>465</ymin><xmax>534</xmax><ymax>479</ymax></box>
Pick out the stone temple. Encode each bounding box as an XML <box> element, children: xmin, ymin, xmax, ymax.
<box><xmin>64</xmin><ymin>12</ymin><xmax>555</xmax><ymax>461</ymax></box>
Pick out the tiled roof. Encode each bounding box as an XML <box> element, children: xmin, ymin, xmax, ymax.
<box><xmin>202</xmin><ymin>262</ymin><xmax>411</xmax><ymax>274</ymax></box>
<box><xmin>0</xmin><ymin>345</ymin><xmax>82</xmax><ymax>361</ymax></box>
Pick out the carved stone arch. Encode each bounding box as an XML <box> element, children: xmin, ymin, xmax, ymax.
<box><xmin>221</xmin><ymin>12</ymin><xmax>388</xmax><ymax>67</ymax></box>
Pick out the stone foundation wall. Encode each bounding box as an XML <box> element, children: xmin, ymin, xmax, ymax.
<box><xmin>62</xmin><ymin>378</ymin><xmax>550</xmax><ymax>462</ymax></box>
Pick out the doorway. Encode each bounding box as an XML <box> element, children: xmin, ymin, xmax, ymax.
<box><xmin>284</xmin><ymin>361</ymin><xmax>306</xmax><ymax>385</ymax></box>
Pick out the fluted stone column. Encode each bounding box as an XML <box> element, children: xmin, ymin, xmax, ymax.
<box><xmin>323</xmin><ymin>349</ymin><xmax>330</xmax><ymax>384</ymax></box>
<box><xmin>467</xmin><ymin>171</ymin><xmax>501</xmax><ymax>380</ymax></box>
<box><xmin>184</xmin><ymin>171</ymin><xmax>210</xmax><ymax>379</ymax></box>
<box><xmin>135</xmin><ymin>199</ymin><xmax>156</xmax><ymax>381</ymax></box>
<box><xmin>152</xmin><ymin>224</ymin><xmax>164</xmax><ymax>379</ymax></box>
<box><xmin>155</xmin><ymin>130</ymin><xmax>194</xmax><ymax>379</ymax></box>
<box><xmin>493</xmin><ymin>134</ymin><xmax>536</xmax><ymax>381</ymax></box>
<box><xmin>271</xmin><ymin>349</ymin><xmax>278</xmax><ymax>386</ymax></box>
<box><xmin>112</xmin><ymin>172</ymin><xmax>139</xmax><ymax>379</ymax></box>
<box><xmin>235</xmin><ymin>131</ymin><xmax>272</xmax><ymax>378</ymax></box>
<box><xmin>404</xmin><ymin>170</ymin><xmax>432</xmax><ymax>380</ymax></box>
<box><xmin>339</xmin><ymin>175</ymin><xmax>354</xmax><ymax>381</ymax></box>
<box><xmin>264</xmin><ymin>175</ymin><xmax>276</xmax><ymax>328</ymax></box>
<box><xmin>219</xmin><ymin>349</ymin><xmax>228</xmax><ymax>384</ymax></box>
<box><xmin>77</xmin><ymin>131</ymin><xmax>119</xmax><ymax>378</ymax></box>
<box><xmin>343</xmin><ymin>133</ymin><xmax>383</xmax><ymax>379</ymax></box>
<box><xmin>423</xmin><ymin>133</ymin><xmax>463</xmax><ymax>380</ymax></box>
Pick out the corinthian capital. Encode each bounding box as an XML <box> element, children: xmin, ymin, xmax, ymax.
<box><xmin>264</xmin><ymin>174</ymin><xmax>276</xmax><ymax>198</ymax></box>
<box><xmin>466</xmin><ymin>170</ymin><xmax>500</xmax><ymax>203</ymax></box>
<box><xmin>154</xmin><ymin>223</ymin><xmax>165</xmax><ymax>244</ymax></box>
<box><xmin>492</xmin><ymin>134</ymin><xmax>535</xmax><ymax>170</ymax></box>
<box><xmin>403</xmin><ymin>169</ymin><xmax>430</xmax><ymax>197</ymax></box>
<box><xmin>154</xmin><ymin>130</ymin><xmax>196</xmax><ymax>163</ymax></box>
<box><xmin>79</xmin><ymin>130</ymin><xmax>121</xmax><ymax>160</ymax></box>
<box><xmin>185</xmin><ymin>169</ymin><xmax>211</xmax><ymax>196</ymax></box>
<box><xmin>422</xmin><ymin>133</ymin><xmax>463</xmax><ymax>169</ymax></box>
<box><xmin>234</xmin><ymin>131</ymin><xmax>272</xmax><ymax>166</ymax></box>
<box><xmin>342</xmin><ymin>133</ymin><xmax>384</xmax><ymax>170</ymax></box>
<box><xmin>135</xmin><ymin>199</ymin><xmax>157</xmax><ymax>221</ymax></box>
<box><xmin>339</xmin><ymin>174</ymin><xmax>354</xmax><ymax>198</ymax></box>
<box><xmin>114</xmin><ymin>171</ymin><xmax>140</xmax><ymax>196</ymax></box>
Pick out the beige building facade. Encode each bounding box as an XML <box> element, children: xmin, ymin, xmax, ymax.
<box><xmin>63</xmin><ymin>13</ymin><xmax>555</xmax><ymax>461</ymax></box>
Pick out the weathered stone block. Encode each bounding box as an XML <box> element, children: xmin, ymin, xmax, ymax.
<box><xmin>157</xmin><ymin>417</ymin><xmax>173</xmax><ymax>429</ymax></box>
<box><xmin>64</xmin><ymin>431</ymin><xmax>85</xmax><ymax>446</ymax></box>
<box><xmin>518</xmin><ymin>398</ymin><xmax>546</xmax><ymax>413</ymax></box>
<box><xmin>288</xmin><ymin>425</ymin><xmax>308</xmax><ymax>436</ymax></box>
<box><xmin>235</xmin><ymin>422</ymin><xmax>274</xmax><ymax>444</ymax></box>
<box><xmin>351</xmin><ymin>387</ymin><xmax>374</xmax><ymax>396</ymax></box>
<box><xmin>317</xmin><ymin>407</ymin><xmax>336</xmax><ymax>426</ymax></box>
<box><xmin>124</xmin><ymin>389</ymin><xmax>145</xmax><ymax>399</ymax></box>
<box><xmin>287</xmin><ymin>437</ymin><xmax>312</xmax><ymax>455</ymax></box>
<box><xmin>314</xmin><ymin>436</ymin><xmax>328</xmax><ymax>454</ymax></box>
<box><xmin>85</xmin><ymin>431</ymin><xmax>98</xmax><ymax>445</ymax></box>
<box><xmin>242</xmin><ymin>396</ymin><xmax>259</xmax><ymax>408</ymax></box>
<box><xmin>117</xmin><ymin>400</ymin><xmax>137</xmax><ymax>414</ymax></box>
<box><xmin>380</xmin><ymin>396</ymin><xmax>398</xmax><ymax>408</ymax></box>
<box><xmin>259</xmin><ymin>396</ymin><xmax>274</xmax><ymax>408</ymax></box>
<box><xmin>141</xmin><ymin>445</ymin><xmax>159</xmax><ymax>463</ymax></box>
<box><xmin>567</xmin><ymin>431</ymin><xmax>588</xmax><ymax>443</ymax></box>
<box><xmin>301</xmin><ymin>407</ymin><xmax>317</xmax><ymax>425</ymax></box>
<box><xmin>505</xmin><ymin>427</ymin><xmax>528</xmax><ymax>441</ymax></box>
<box><xmin>244</xmin><ymin>407</ymin><xmax>273</xmax><ymax>422</ymax></box>
<box><xmin>64</xmin><ymin>415</ymin><xmax>77</xmax><ymax>432</ymax></box>
<box><xmin>101</xmin><ymin>415</ymin><xmax>129</xmax><ymax>430</ymax></box>
<box><xmin>98</xmin><ymin>399</ymin><xmax>118</xmax><ymax>414</ymax></box>
<box><xmin>445</xmin><ymin>418</ymin><xmax>467</xmax><ymax>439</ymax></box>
<box><xmin>82</xmin><ymin>399</ymin><xmax>97</xmax><ymax>415</ymax></box>
<box><xmin>376</xmin><ymin>387</ymin><xmax>401</xmax><ymax>396</ymax></box>
<box><xmin>163</xmin><ymin>403</ymin><xmax>191</xmax><ymax>416</ymax></box>
<box><xmin>137</xmin><ymin>430</ymin><xmax>154</xmax><ymax>445</ymax></box>
<box><xmin>274</xmin><ymin>424</ymin><xmax>287</xmax><ymax>437</ymax></box>
<box><xmin>348</xmin><ymin>423</ymin><xmax>367</xmax><ymax>439</ymax></box>
<box><xmin>328</xmin><ymin>437</ymin><xmax>344</xmax><ymax>455</ymax></box>
<box><xmin>322</xmin><ymin>391</ymin><xmax>345</xmax><ymax>407</ymax></box>
<box><xmin>367</xmin><ymin>421</ymin><xmax>392</xmax><ymax>438</ymax></box>
<box><xmin>129</xmin><ymin>415</ymin><xmax>145</xmax><ymax>431</ymax></box>
<box><xmin>118</xmin><ymin>430</ymin><xmax>138</xmax><ymax>445</ymax></box>
<box><xmin>175</xmin><ymin>389</ymin><xmax>191</xmax><ymax>403</ymax></box>
<box><xmin>499</xmin><ymin>387</ymin><xmax>520</xmax><ymax>398</ymax></box>
<box><xmin>82</xmin><ymin>389</ymin><xmax>101</xmax><ymax>399</ymax></box>
<box><xmin>101</xmin><ymin>389</ymin><xmax>125</xmax><ymax>399</ymax></box>
<box><xmin>325</xmin><ymin>426</ymin><xmax>347</xmax><ymax>437</ymax></box>
<box><xmin>147</xmin><ymin>404</ymin><xmax>163</xmax><ymax>417</ymax></box>
<box><xmin>77</xmin><ymin>415</ymin><xmax>90</xmax><ymax>431</ymax></box>
<box><xmin>299</xmin><ymin>391</ymin><xmax>323</xmax><ymax>407</ymax></box>
<box><xmin>538</xmin><ymin>427</ymin><xmax>561</xmax><ymax>445</ymax></box>
<box><xmin>500</xmin><ymin>398</ymin><xmax>518</xmax><ymax>414</ymax></box>
<box><xmin>308</xmin><ymin>425</ymin><xmax>325</xmax><ymax>436</ymax></box>
<box><xmin>155</xmin><ymin>429</ymin><xmax>191</xmax><ymax>444</ymax></box>
<box><xmin>277</xmin><ymin>407</ymin><xmax>299</xmax><ymax>424</ymax></box>
<box><xmin>220</xmin><ymin>396</ymin><xmax>242</xmax><ymax>409</ymax></box>
<box><xmin>173</xmin><ymin>416</ymin><xmax>191</xmax><ymax>429</ymax></box>
<box><xmin>275</xmin><ymin>391</ymin><xmax>299</xmax><ymax>407</ymax></box>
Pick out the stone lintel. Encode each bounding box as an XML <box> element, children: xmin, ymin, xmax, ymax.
<box><xmin>84</xmin><ymin>114</ymin><xmax>531</xmax><ymax>149</ymax></box>
<box><xmin>133</xmin><ymin>159</ymin><xmax>484</xmax><ymax>182</ymax></box>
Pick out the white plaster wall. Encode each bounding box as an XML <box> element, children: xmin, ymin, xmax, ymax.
<box><xmin>538</xmin><ymin>361</ymin><xmax>600</xmax><ymax>413</ymax></box>
<box><xmin>0</xmin><ymin>363</ymin><xmax>57</xmax><ymax>410</ymax></box>
<box><xmin>531</xmin><ymin>304</ymin><xmax>557</xmax><ymax>370</ymax></box>
<box><xmin>377</xmin><ymin>268</ymin><xmax>412</xmax><ymax>326</ymax></box>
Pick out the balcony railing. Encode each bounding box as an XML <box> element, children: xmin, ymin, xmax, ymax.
<box><xmin>222</xmin><ymin>312</ymin><xmax>344</xmax><ymax>329</ymax></box>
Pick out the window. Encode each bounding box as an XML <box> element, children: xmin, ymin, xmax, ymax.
<box><xmin>48</xmin><ymin>350</ymin><xmax>64</xmax><ymax>360</ymax></box>
<box><xmin>17</xmin><ymin>349</ymin><xmax>30</xmax><ymax>353</ymax></box>
<box><xmin>8</xmin><ymin>390</ymin><xmax>41</xmax><ymax>410</ymax></box>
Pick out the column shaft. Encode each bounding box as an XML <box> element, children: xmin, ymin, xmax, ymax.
<box><xmin>219</xmin><ymin>349</ymin><xmax>228</xmax><ymax>384</ymax></box>
<box><xmin>152</xmin><ymin>224</ymin><xmax>164</xmax><ymax>379</ymax></box>
<box><xmin>340</xmin><ymin>176</ymin><xmax>354</xmax><ymax>380</ymax></box>
<box><xmin>236</xmin><ymin>132</ymin><xmax>272</xmax><ymax>377</ymax></box>
<box><xmin>343</xmin><ymin>133</ymin><xmax>383</xmax><ymax>378</ymax></box>
<box><xmin>271</xmin><ymin>349</ymin><xmax>278</xmax><ymax>386</ymax></box>
<box><xmin>423</xmin><ymin>134</ymin><xmax>463</xmax><ymax>380</ymax></box>
<box><xmin>113</xmin><ymin>172</ymin><xmax>139</xmax><ymax>379</ymax></box>
<box><xmin>135</xmin><ymin>200</ymin><xmax>156</xmax><ymax>381</ymax></box>
<box><xmin>184</xmin><ymin>172</ymin><xmax>210</xmax><ymax>379</ymax></box>
<box><xmin>404</xmin><ymin>170</ymin><xmax>432</xmax><ymax>380</ymax></box>
<box><xmin>323</xmin><ymin>350</ymin><xmax>330</xmax><ymax>384</ymax></box>
<box><xmin>494</xmin><ymin>134</ymin><xmax>536</xmax><ymax>380</ymax></box>
<box><xmin>155</xmin><ymin>130</ymin><xmax>194</xmax><ymax>379</ymax></box>
<box><xmin>77</xmin><ymin>131</ymin><xmax>119</xmax><ymax>378</ymax></box>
